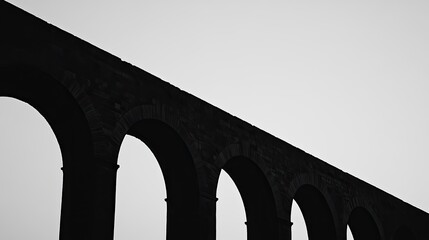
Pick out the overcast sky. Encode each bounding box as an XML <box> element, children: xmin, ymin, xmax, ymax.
<box><xmin>1</xmin><ymin>1</ymin><xmax>429</xmax><ymax>239</ymax></box>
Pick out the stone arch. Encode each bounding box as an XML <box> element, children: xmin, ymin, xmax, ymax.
<box><xmin>392</xmin><ymin>226</ymin><xmax>416</xmax><ymax>240</ymax></box>
<box><xmin>288</xmin><ymin>175</ymin><xmax>338</xmax><ymax>240</ymax></box>
<box><xmin>111</xmin><ymin>104</ymin><xmax>197</xmax><ymax>160</ymax></box>
<box><xmin>345</xmin><ymin>197</ymin><xmax>385</xmax><ymax>240</ymax></box>
<box><xmin>347</xmin><ymin>206</ymin><xmax>381</xmax><ymax>240</ymax></box>
<box><xmin>215</xmin><ymin>143</ymin><xmax>279</xmax><ymax>240</ymax></box>
<box><xmin>0</xmin><ymin>65</ymin><xmax>96</xmax><ymax>165</ymax></box>
<box><xmin>112</xmin><ymin>104</ymin><xmax>200</xmax><ymax>239</ymax></box>
<box><xmin>0</xmin><ymin>65</ymin><xmax>98</xmax><ymax>239</ymax></box>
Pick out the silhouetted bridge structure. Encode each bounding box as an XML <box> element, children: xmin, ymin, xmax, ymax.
<box><xmin>1</xmin><ymin>1</ymin><xmax>428</xmax><ymax>240</ymax></box>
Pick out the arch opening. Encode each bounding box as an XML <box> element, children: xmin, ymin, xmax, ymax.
<box><xmin>116</xmin><ymin>119</ymin><xmax>199</xmax><ymax>239</ymax></box>
<box><xmin>0</xmin><ymin>66</ymin><xmax>97</xmax><ymax>239</ymax></box>
<box><xmin>347</xmin><ymin>207</ymin><xmax>380</xmax><ymax>240</ymax></box>
<box><xmin>292</xmin><ymin>184</ymin><xmax>336</xmax><ymax>240</ymax></box>
<box><xmin>0</xmin><ymin>97</ymin><xmax>62</xmax><ymax>239</ymax></box>
<box><xmin>114</xmin><ymin>135</ymin><xmax>166</xmax><ymax>239</ymax></box>
<box><xmin>347</xmin><ymin>225</ymin><xmax>354</xmax><ymax>239</ymax></box>
<box><xmin>291</xmin><ymin>199</ymin><xmax>309</xmax><ymax>240</ymax></box>
<box><xmin>221</xmin><ymin>156</ymin><xmax>278</xmax><ymax>240</ymax></box>
<box><xmin>216</xmin><ymin>169</ymin><xmax>246</xmax><ymax>239</ymax></box>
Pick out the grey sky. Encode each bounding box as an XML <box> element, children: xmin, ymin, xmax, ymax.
<box><xmin>1</xmin><ymin>0</ymin><xmax>429</xmax><ymax>239</ymax></box>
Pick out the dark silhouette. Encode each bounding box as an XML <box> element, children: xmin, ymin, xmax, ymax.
<box><xmin>0</xmin><ymin>1</ymin><xmax>428</xmax><ymax>239</ymax></box>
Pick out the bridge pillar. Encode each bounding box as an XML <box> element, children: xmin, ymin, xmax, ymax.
<box><xmin>197</xmin><ymin>193</ymin><xmax>218</xmax><ymax>240</ymax></box>
<box><xmin>163</xmin><ymin>194</ymin><xmax>218</xmax><ymax>240</ymax></box>
<box><xmin>92</xmin><ymin>161</ymin><xmax>120</xmax><ymax>240</ymax></box>
<box><xmin>59</xmin><ymin>160</ymin><xmax>119</xmax><ymax>240</ymax></box>
<box><xmin>277</xmin><ymin>217</ymin><xmax>293</xmax><ymax>240</ymax></box>
<box><xmin>164</xmin><ymin>196</ymin><xmax>201</xmax><ymax>240</ymax></box>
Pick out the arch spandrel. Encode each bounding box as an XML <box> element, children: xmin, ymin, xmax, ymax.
<box><xmin>392</xmin><ymin>226</ymin><xmax>416</xmax><ymax>240</ymax></box>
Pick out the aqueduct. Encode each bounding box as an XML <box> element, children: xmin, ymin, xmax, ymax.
<box><xmin>1</xmin><ymin>1</ymin><xmax>428</xmax><ymax>239</ymax></box>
